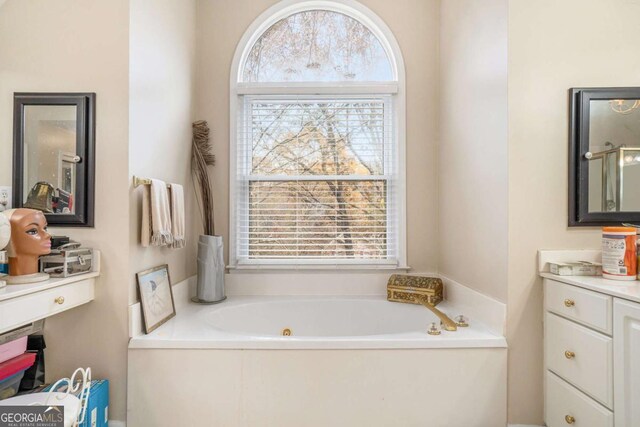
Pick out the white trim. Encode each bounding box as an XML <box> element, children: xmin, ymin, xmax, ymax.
<box><xmin>230</xmin><ymin>263</ymin><xmax>411</xmax><ymax>271</ymax></box>
<box><xmin>229</xmin><ymin>0</ymin><xmax>407</xmax><ymax>270</ymax></box>
<box><xmin>237</xmin><ymin>82</ymin><xmax>399</xmax><ymax>95</ymax></box>
<box><xmin>108</xmin><ymin>421</ymin><xmax>126</xmax><ymax>427</ymax></box>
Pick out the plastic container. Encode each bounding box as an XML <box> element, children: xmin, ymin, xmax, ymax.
<box><xmin>0</xmin><ymin>371</ymin><xmax>25</xmax><ymax>399</ymax></box>
<box><xmin>637</xmin><ymin>228</ymin><xmax>640</xmax><ymax>280</ymax></box>
<box><xmin>602</xmin><ymin>227</ymin><xmax>638</xmax><ymax>281</ymax></box>
<box><xmin>0</xmin><ymin>352</ymin><xmax>36</xmax><ymax>381</ymax></box>
<box><xmin>0</xmin><ymin>336</ymin><xmax>28</xmax><ymax>364</ymax></box>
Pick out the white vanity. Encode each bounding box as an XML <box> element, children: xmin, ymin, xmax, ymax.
<box><xmin>541</xmin><ymin>271</ymin><xmax>640</xmax><ymax>427</ymax></box>
<box><xmin>0</xmin><ymin>251</ymin><xmax>100</xmax><ymax>335</ymax></box>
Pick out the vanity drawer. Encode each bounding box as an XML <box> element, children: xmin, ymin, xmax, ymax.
<box><xmin>545</xmin><ymin>312</ymin><xmax>613</xmax><ymax>408</ymax></box>
<box><xmin>544</xmin><ymin>279</ymin><xmax>612</xmax><ymax>334</ymax></box>
<box><xmin>0</xmin><ymin>280</ymin><xmax>95</xmax><ymax>333</ymax></box>
<box><xmin>545</xmin><ymin>371</ymin><xmax>613</xmax><ymax>427</ymax></box>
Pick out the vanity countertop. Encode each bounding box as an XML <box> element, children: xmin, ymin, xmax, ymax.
<box><xmin>0</xmin><ymin>271</ymin><xmax>99</xmax><ymax>302</ymax></box>
<box><xmin>540</xmin><ymin>272</ymin><xmax>640</xmax><ymax>304</ymax></box>
<box><xmin>0</xmin><ymin>249</ymin><xmax>100</xmax><ymax>302</ymax></box>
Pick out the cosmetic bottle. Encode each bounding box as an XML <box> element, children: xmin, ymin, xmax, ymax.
<box><xmin>0</xmin><ymin>250</ymin><xmax>7</xmax><ymax>275</ymax></box>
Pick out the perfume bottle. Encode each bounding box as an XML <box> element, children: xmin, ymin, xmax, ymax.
<box><xmin>0</xmin><ymin>250</ymin><xmax>8</xmax><ymax>275</ymax></box>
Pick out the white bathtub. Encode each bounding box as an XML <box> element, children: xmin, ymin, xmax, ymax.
<box><xmin>128</xmin><ymin>291</ymin><xmax>507</xmax><ymax>426</ymax></box>
<box><xmin>129</xmin><ymin>295</ymin><xmax>506</xmax><ymax>349</ymax></box>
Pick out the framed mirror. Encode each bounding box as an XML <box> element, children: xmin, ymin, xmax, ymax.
<box><xmin>13</xmin><ymin>93</ymin><xmax>95</xmax><ymax>227</ymax></box>
<box><xmin>569</xmin><ymin>87</ymin><xmax>640</xmax><ymax>226</ymax></box>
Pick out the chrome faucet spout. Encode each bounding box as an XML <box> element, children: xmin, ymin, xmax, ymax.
<box><xmin>416</xmin><ymin>296</ymin><xmax>458</xmax><ymax>332</ymax></box>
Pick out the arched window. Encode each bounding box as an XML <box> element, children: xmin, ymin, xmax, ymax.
<box><xmin>230</xmin><ymin>0</ymin><xmax>406</xmax><ymax>269</ymax></box>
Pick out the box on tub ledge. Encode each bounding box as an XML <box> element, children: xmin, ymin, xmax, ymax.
<box><xmin>539</xmin><ymin>250</ymin><xmax>640</xmax><ymax>427</ymax></box>
<box><xmin>0</xmin><ymin>250</ymin><xmax>100</xmax><ymax>335</ymax></box>
<box><xmin>127</xmin><ymin>273</ymin><xmax>507</xmax><ymax>427</ymax></box>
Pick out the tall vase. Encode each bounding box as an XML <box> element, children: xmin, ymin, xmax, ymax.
<box><xmin>192</xmin><ymin>235</ymin><xmax>226</xmax><ymax>304</ymax></box>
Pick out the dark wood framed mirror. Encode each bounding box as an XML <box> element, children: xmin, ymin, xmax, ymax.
<box><xmin>13</xmin><ymin>93</ymin><xmax>95</xmax><ymax>227</ymax></box>
<box><xmin>569</xmin><ymin>87</ymin><xmax>640</xmax><ymax>226</ymax></box>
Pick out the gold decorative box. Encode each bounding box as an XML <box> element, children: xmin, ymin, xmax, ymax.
<box><xmin>387</xmin><ymin>274</ymin><xmax>443</xmax><ymax>306</ymax></box>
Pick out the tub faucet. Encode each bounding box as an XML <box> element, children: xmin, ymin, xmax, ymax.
<box><xmin>416</xmin><ymin>296</ymin><xmax>458</xmax><ymax>332</ymax></box>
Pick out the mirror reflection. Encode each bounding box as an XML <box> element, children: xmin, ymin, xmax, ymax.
<box><xmin>588</xmin><ymin>99</ymin><xmax>640</xmax><ymax>213</ymax></box>
<box><xmin>22</xmin><ymin>105</ymin><xmax>78</xmax><ymax>214</ymax></box>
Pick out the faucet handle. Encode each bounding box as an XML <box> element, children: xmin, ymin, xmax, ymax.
<box><xmin>454</xmin><ymin>315</ymin><xmax>469</xmax><ymax>327</ymax></box>
<box><xmin>427</xmin><ymin>322</ymin><xmax>441</xmax><ymax>335</ymax></box>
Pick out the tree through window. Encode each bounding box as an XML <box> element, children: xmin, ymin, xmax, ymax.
<box><xmin>243</xmin><ymin>10</ymin><xmax>393</xmax><ymax>82</ymax></box>
<box><xmin>233</xmin><ymin>4</ymin><xmax>403</xmax><ymax>266</ymax></box>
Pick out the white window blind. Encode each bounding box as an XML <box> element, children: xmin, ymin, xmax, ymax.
<box><xmin>235</xmin><ymin>96</ymin><xmax>398</xmax><ymax>265</ymax></box>
<box><xmin>231</xmin><ymin>5</ymin><xmax>405</xmax><ymax>268</ymax></box>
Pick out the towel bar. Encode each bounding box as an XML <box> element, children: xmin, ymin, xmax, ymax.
<box><xmin>133</xmin><ymin>176</ymin><xmax>171</xmax><ymax>188</ymax></box>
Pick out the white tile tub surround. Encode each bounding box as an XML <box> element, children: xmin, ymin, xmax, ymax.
<box><xmin>127</xmin><ymin>273</ymin><xmax>507</xmax><ymax>426</ymax></box>
<box><xmin>129</xmin><ymin>296</ymin><xmax>505</xmax><ymax>350</ymax></box>
<box><xmin>129</xmin><ymin>272</ymin><xmax>507</xmax><ymax>338</ymax></box>
<box><xmin>128</xmin><ymin>347</ymin><xmax>507</xmax><ymax>427</ymax></box>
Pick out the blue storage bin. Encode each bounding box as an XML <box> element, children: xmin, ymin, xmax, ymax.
<box><xmin>43</xmin><ymin>379</ymin><xmax>109</xmax><ymax>427</ymax></box>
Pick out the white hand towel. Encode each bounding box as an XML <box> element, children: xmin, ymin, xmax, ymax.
<box><xmin>141</xmin><ymin>179</ymin><xmax>173</xmax><ymax>247</ymax></box>
<box><xmin>141</xmin><ymin>184</ymin><xmax>151</xmax><ymax>247</ymax></box>
<box><xmin>169</xmin><ymin>183</ymin><xmax>186</xmax><ymax>249</ymax></box>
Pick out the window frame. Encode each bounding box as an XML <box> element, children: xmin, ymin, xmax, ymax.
<box><xmin>230</xmin><ymin>0</ymin><xmax>407</xmax><ymax>271</ymax></box>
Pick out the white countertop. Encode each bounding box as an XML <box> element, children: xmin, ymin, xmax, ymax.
<box><xmin>0</xmin><ymin>271</ymin><xmax>99</xmax><ymax>302</ymax></box>
<box><xmin>540</xmin><ymin>272</ymin><xmax>640</xmax><ymax>304</ymax></box>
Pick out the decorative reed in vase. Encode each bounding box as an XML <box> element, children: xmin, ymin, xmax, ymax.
<box><xmin>191</xmin><ymin>120</ymin><xmax>226</xmax><ymax>304</ymax></box>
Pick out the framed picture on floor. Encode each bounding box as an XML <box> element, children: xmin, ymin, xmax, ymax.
<box><xmin>136</xmin><ymin>264</ymin><xmax>176</xmax><ymax>333</ymax></box>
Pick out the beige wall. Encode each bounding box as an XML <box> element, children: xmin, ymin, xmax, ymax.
<box><xmin>195</xmin><ymin>0</ymin><xmax>441</xmax><ymax>273</ymax></box>
<box><xmin>0</xmin><ymin>0</ymin><xmax>131</xmax><ymax>421</ymax></box>
<box><xmin>439</xmin><ymin>0</ymin><xmax>508</xmax><ymax>303</ymax></box>
<box><xmin>507</xmin><ymin>0</ymin><xmax>640</xmax><ymax>423</ymax></box>
<box><xmin>129</xmin><ymin>0</ymin><xmax>198</xmax><ymax>304</ymax></box>
<box><xmin>0</xmin><ymin>0</ymin><xmax>198</xmax><ymax>422</ymax></box>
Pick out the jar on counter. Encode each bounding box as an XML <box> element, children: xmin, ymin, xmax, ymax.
<box><xmin>602</xmin><ymin>227</ymin><xmax>637</xmax><ymax>281</ymax></box>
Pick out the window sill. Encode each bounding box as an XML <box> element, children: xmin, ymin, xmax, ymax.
<box><xmin>227</xmin><ymin>264</ymin><xmax>411</xmax><ymax>273</ymax></box>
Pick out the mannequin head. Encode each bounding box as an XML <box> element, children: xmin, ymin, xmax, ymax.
<box><xmin>2</xmin><ymin>208</ymin><xmax>51</xmax><ymax>276</ymax></box>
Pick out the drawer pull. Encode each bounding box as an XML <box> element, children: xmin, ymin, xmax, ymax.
<box><xmin>564</xmin><ymin>350</ymin><xmax>575</xmax><ymax>359</ymax></box>
<box><xmin>564</xmin><ymin>299</ymin><xmax>575</xmax><ymax>307</ymax></box>
<box><xmin>54</xmin><ymin>296</ymin><xmax>65</xmax><ymax>305</ymax></box>
<box><xmin>565</xmin><ymin>415</ymin><xmax>575</xmax><ymax>424</ymax></box>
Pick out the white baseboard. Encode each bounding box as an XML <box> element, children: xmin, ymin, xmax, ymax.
<box><xmin>108</xmin><ymin>421</ymin><xmax>126</xmax><ymax>427</ymax></box>
<box><xmin>508</xmin><ymin>425</ymin><xmax>544</xmax><ymax>427</ymax></box>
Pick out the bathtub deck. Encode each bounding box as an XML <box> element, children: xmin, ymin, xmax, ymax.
<box><xmin>129</xmin><ymin>296</ymin><xmax>507</xmax><ymax>350</ymax></box>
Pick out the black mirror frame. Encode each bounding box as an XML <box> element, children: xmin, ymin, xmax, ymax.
<box><xmin>12</xmin><ymin>93</ymin><xmax>96</xmax><ymax>227</ymax></box>
<box><xmin>569</xmin><ymin>87</ymin><xmax>640</xmax><ymax>227</ymax></box>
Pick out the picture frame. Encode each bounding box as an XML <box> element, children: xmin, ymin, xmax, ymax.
<box><xmin>136</xmin><ymin>264</ymin><xmax>176</xmax><ymax>334</ymax></box>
